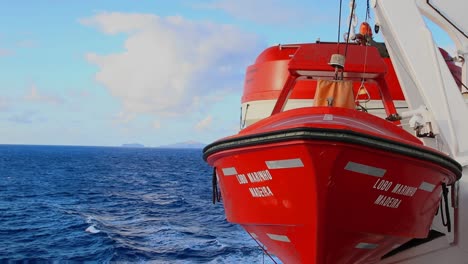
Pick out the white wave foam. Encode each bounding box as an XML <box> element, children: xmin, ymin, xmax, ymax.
<box><xmin>85</xmin><ymin>225</ymin><xmax>101</xmax><ymax>234</ymax></box>
<box><xmin>86</xmin><ymin>216</ymin><xmax>94</xmax><ymax>224</ymax></box>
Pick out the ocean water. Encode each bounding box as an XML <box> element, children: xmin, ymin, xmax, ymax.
<box><xmin>0</xmin><ymin>145</ymin><xmax>275</xmax><ymax>263</ymax></box>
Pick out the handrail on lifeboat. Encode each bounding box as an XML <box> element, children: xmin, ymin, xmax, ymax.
<box><xmin>270</xmin><ymin>43</ymin><xmax>400</xmax><ymax>121</ymax></box>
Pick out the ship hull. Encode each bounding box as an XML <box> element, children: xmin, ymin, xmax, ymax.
<box><xmin>204</xmin><ymin>107</ymin><xmax>461</xmax><ymax>263</ymax></box>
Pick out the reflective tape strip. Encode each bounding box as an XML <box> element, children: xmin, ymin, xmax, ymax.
<box><xmin>355</xmin><ymin>242</ymin><xmax>378</xmax><ymax>249</ymax></box>
<box><xmin>345</xmin><ymin>162</ymin><xmax>386</xmax><ymax>177</ymax></box>
<box><xmin>250</xmin><ymin>232</ymin><xmax>258</xmax><ymax>239</ymax></box>
<box><xmin>419</xmin><ymin>181</ymin><xmax>436</xmax><ymax>192</ymax></box>
<box><xmin>267</xmin><ymin>233</ymin><xmax>291</xmax><ymax>242</ymax></box>
<box><xmin>222</xmin><ymin>167</ymin><xmax>237</xmax><ymax>176</ymax></box>
<box><xmin>266</xmin><ymin>158</ymin><xmax>304</xmax><ymax>169</ymax></box>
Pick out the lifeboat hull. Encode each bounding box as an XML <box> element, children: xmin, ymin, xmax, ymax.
<box><xmin>204</xmin><ymin>107</ymin><xmax>461</xmax><ymax>264</ymax></box>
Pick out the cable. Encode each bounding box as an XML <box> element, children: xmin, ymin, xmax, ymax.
<box><xmin>247</xmin><ymin>232</ymin><xmax>278</xmax><ymax>264</ymax></box>
<box><xmin>366</xmin><ymin>0</ymin><xmax>371</xmax><ymax>21</ymax></box>
<box><xmin>337</xmin><ymin>0</ymin><xmax>343</xmax><ymax>53</ymax></box>
<box><xmin>242</xmin><ymin>104</ymin><xmax>250</xmax><ymax>129</ymax></box>
<box><xmin>344</xmin><ymin>0</ymin><xmax>357</xmax><ymax>57</ymax></box>
<box><xmin>212</xmin><ymin>167</ymin><xmax>221</xmax><ymax>204</ymax></box>
<box><xmin>427</xmin><ymin>0</ymin><xmax>468</xmax><ymax>40</ymax></box>
<box><xmin>440</xmin><ymin>183</ymin><xmax>451</xmax><ymax>232</ymax></box>
<box><xmin>451</xmin><ymin>70</ymin><xmax>468</xmax><ymax>93</ymax></box>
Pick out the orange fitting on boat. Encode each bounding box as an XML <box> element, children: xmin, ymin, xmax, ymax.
<box><xmin>359</xmin><ymin>22</ymin><xmax>372</xmax><ymax>37</ymax></box>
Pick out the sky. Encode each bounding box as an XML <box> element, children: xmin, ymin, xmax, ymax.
<box><xmin>0</xmin><ymin>1</ymin><xmax>454</xmax><ymax>147</ymax></box>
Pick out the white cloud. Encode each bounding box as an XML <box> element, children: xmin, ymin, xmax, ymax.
<box><xmin>113</xmin><ymin>111</ymin><xmax>136</xmax><ymax>125</ymax></box>
<box><xmin>67</xmin><ymin>89</ymin><xmax>90</xmax><ymax>98</ymax></box>
<box><xmin>81</xmin><ymin>12</ymin><xmax>262</xmax><ymax>117</ymax></box>
<box><xmin>8</xmin><ymin>110</ymin><xmax>37</xmax><ymax>124</ymax></box>
<box><xmin>17</xmin><ymin>39</ymin><xmax>36</xmax><ymax>48</ymax></box>
<box><xmin>24</xmin><ymin>84</ymin><xmax>64</xmax><ymax>105</ymax></box>
<box><xmin>80</xmin><ymin>13</ymin><xmax>158</xmax><ymax>35</ymax></box>
<box><xmin>194</xmin><ymin>0</ymin><xmax>328</xmax><ymax>25</ymax></box>
<box><xmin>195</xmin><ymin>115</ymin><xmax>213</xmax><ymax>131</ymax></box>
<box><xmin>0</xmin><ymin>97</ymin><xmax>10</xmax><ymax>111</ymax></box>
<box><xmin>0</xmin><ymin>48</ymin><xmax>14</xmax><ymax>57</ymax></box>
<box><xmin>152</xmin><ymin>120</ymin><xmax>161</xmax><ymax>129</ymax></box>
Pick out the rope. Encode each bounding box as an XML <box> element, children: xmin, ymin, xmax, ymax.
<box><xmin>356</xmin><ymin>46</ymin><xmax>370</xmax><ymax>103</ymax></box>
<box><xmin>247</xmin><ymin>232</ymin><xmax>278</xmax><ymax>264</ymax></box>
<box><xmin>451</xmin><ymin>71</ymin><xmax>468</xmax><ymax>94</ymax></box>
<box><xmin>427</xmin><ymin>0</ymin><xmax>468</xmax><ymax>39</ymax></box>
<box><xmin>212</xmin><ymin>167</ymin><xmax>221</xmax><ymax>204</ymax></box>
<box><xmin>344</xmin><ymin>0</ymin><xmax>357</xmax><ymax>57</ymax></box>
<box><xmin>355</xmin><ymin>80</ymin><xmax>371</xmax><ymax>104</ymax></box>
<box><xmin>337</xmin><ymin>0</ymin><xmax>343</xmax><ymax>53</ymax></box>
<box><xmin>440</xmin><ymin>183</ymin><xmax>451</xmax><ymax>232</ymax></box>
<box><xmin>355</xmin><ymin>2</ymin><xmax>371</xmax><ymax>106</ymax></box>
<box><xmin>366</xmin><ymin>0</ymin><xmax>371</xmax><ymax>21</ymax></box>
<box><xmin>241</xmin><ymin>104</ymin><xmax>250</xmax><ymax>129</ymax></box>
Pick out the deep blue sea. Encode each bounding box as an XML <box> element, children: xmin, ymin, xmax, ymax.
<box><xmin>0</xmin><ymin>145</ymin><xmax>274</xmax><ymax>263</ymax></box>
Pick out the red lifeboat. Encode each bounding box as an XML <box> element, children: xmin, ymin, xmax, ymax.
<box><xmin>240</xmin><ymin>43</ymin><xmax>461</xmax><ymax>128</ymax></box>
<box><xmin>203</xmin><ymin>43</ymin><xmax>462</xmax><ymax>263</ymax></box>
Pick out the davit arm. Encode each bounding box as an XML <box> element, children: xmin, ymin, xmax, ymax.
<box><xmin>372</xmin><ymin>0</ymin><xmax>468</xmax><ymax>164</ymax></box>
<box><xmin>373</xmin><ymin>0</ymin><xmax>468</xmax><ymax>262</ymax></box>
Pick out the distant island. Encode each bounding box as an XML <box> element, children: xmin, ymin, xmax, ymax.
<box><xmin>121</xmin><ymin>143</ymin><xmax>145</xmax><ymax>148</ymax></box>
<box><xmin>158</xmin><ymin>141</ymin><xmax>205</xmax><ymax>149</ymax></box>
<box><xmin>120</xmin><ymin>141</ymin><xmax>206</xmax><ymax>149</ymax></box>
